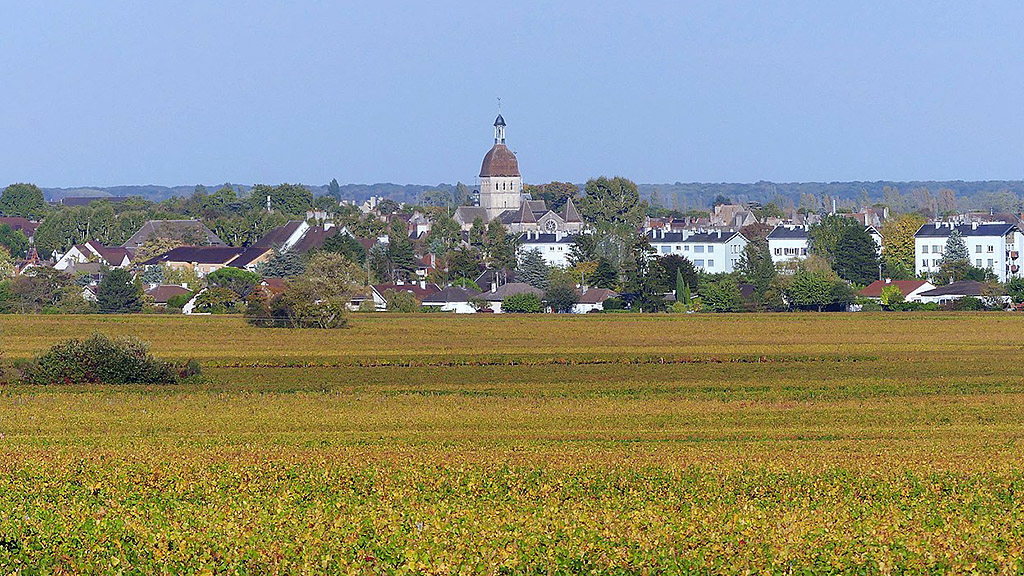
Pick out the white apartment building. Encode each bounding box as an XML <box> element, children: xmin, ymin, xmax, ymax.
<box><xmin>646</xmin><ymin>229</ymin><xmax>748</xmax><ymax>274</ymax></box>
<box><xmin>767</xmin><ymin>224</ymin><xmax>883</xmax><ymax>265</ymax></box>
<box><xmin>914</xmin><ymin>222</ymin><xmax>1024</xmax><ymax>282</ymax></box>
<box><xmin>517</xmin><ymin>231</ymin><xmax>574</xmax><ymax>268</ymax></box>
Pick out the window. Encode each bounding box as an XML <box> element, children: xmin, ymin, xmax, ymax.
<box><xmin>684</xmin><ymin>245</ymin><xmax>690</xmax><ymax>252</ymax></box>
<box><xmin>923</xmin><ymin>259</ymin><xmax>929</xmax><ymax>268</ymax></box>
<box><xmin>988</xmin><ymin>245</ymin><xmax>995</xmax><ymax>253</ymax></box>
<box><xmin>707</xmin><ymin>259</ymin><xmax>715</xmax><ymax>267</ymax></box>
<box><xmin>706</xmin><ymin>245</ymin><xmax>714</xmax><ymax>252</ymax></box>
<box><xmin>660</xmin><ymin>246</ymin><xmax>670</xmax><ymax>254</ymax></box>
<box><xmin>977</xmin><ymin>259</ymin><xmax>983</xmax><ymax>267</ymax></box>
<box><xmin>695</xmin><ymin>259</ymin><xmax>704</xmax><ymax>267</ymax></box>
<box><xmin>694</xmin><ymin>246</ymin><xmax>704</xmax><ymax>253</ymax></box>
<box><xmin>976</xmin><ymin>245</ymin><xmax>983</xmax><ymax>253</ymax></box>
<box><xmin>674</xmin><ymin>245</ymin><xmax>681</xmax><ymax>251</ymax></box>
<box><xmin>922</xmin><ymin>246</ymin><xmax>928</xmax><ymax>254</ymax></box>
<box><xmin>933</xmin><ymin>259</ymin><xmax>941</xmax><ymax>267</ymax></box>
<box><xmin>774</xmin><ymin>248</ymin><xmax>781</xmax><ymax>255</ymax></box>
<box><xmin>801</xmin><ymin>248</ymin><xmax>808</xmax><ymax>255</ymax></box>
<box><xmin>932</xmin><ymin>245</ymin><xmax>941</xmax><ymax>253</ymax></box>
<box><xmin>988</xmin><ymin>259</ymin><xmax>994</xmax><ymax>268</ymax></box>
<box><xmin>732</xmin><ymin>258</ymin><xmax>738</xmax><ymax>267</ymax></box>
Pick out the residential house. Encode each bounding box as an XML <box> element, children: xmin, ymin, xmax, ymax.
<box><xmin>857</xmin><ymin>279</ymin><xmax>936</xmax><ymax>303</ymax></box>
<box><xmin>0</xmin><ymin>217</ymin><xmax>39</xmax><ymax>242</ymax></box>
<box><xmin>55</xmin><ymin>240</ymin><xmax>133</xmax><ymax>271</ymax></box>
<box><xmin>767</xmin><ymin>225</ymin><xmax>809</xmax><ymax>264</ymax></box>
<box><xmin>370</xmin><ymin>282</ymin><xmax>441</xmax><ymax>311</ymax></box>
<box><xmin>710</xmin><ymin>204</ymin><xmax>757</xmax><ymax>228</ymax></box>
<box><xmin>123</xmin><ymin>220</ymin><xmax>225</xmax><ymax>250</ymax></box>
<box><xmin>145</xmin><ymin>284</ymin><xmax>192</xmax><ymax>307</ymax></box>
<box><xmin>517</xmin><ymin>232</ymin><xmax>575</xmax><ymax>268</ymax></box>
<box><xmin>646</xmin><ymin>229</ymin><xmax>748</xmax><ymax>274</ymax></box>
<box><xmin>142</xmin><ymin>246</ymin><xmax>246</xmax><ymax>277</ymax></box>
<box><xmin>917</xmin><ymin>280</ymin><xmax>1008</xmax><ymax>306</ymax></box>
<box><xmin>482</xmin><ymin>282</ymin><xmax>544</xmax><ymax>313</ymax></box>
<box><xmin>230</xmin><ymin>220</ymin><xmax>342</xmax><ymax>272</ymax></box>
<box><xmin>573</xmin><ymin>287</ymin><xmax>618</xmax><ymax>313</ymax></box>
<box><xmin>421</xmin><ymin>286</ymin><xmax>482</xmax><ymax>314</ymax></box>
<box><xmin>914</xmin><ymin>222</ymin><xmax>1024</xmax><ymax>282</ymax></box>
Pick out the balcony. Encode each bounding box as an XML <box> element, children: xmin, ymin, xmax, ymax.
<box><xmin>1011</xmin><ymin>251</ymin><xmax>1020</xmax><ymax>260</ymax></box>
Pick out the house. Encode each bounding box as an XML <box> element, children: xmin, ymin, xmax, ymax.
<box><xmin>573</xmin><ymin>287</ymin><xmax>618</xmax><ymax>313</ymax></box>
<box><xmin>54</xmin><ymin>240</ymin><xmax>133</xmax><ymax>271</ymax></box>
<box><xmin>0</xmin><ymin>217</ymin><xmax>39</xmax><ymax>242</ymax></box>
<box><xmin>229</xmin><ymin>221</ymin><xmax>343</xmax><ymax>272</ymax></box>
<box><xmin>421</xmin><ymin>286</ymin><xmax>482</xmax><ymax>314</ymax></box>
<box><xmin>517</xmin><ymin>232</ymin><xmax>575</xmax><ymax>268</ymax></box>
<box><xmin>145</xmin><ymin>284</ymin><xmax>192</xmax><ymax>307</ymax></box>
<box><xmin>710</xmin><ymin>204</ymin><xmax>757</xmax><ymax>228</ymax></box>
<box><xmin>767</xmin><ymin>225</ymin><xmax>810</xmax><ymax>264</ymax></box>
<box><xmin>646</xmin><ymin>229</ymin><xmax>748</xmax><ymax>274</ymax></box>
<box><xmin>914</xmin><ymin>222</ymin><xmax>1024</xmax><ymax>282</ymax></box>
<box><xmin>370</xmin><ymin>282</ymin><xmax>440</xmax><ymax>311</ymax></box>
<box><xmin>475</xmin><ymin>269</ymin><xmax>515</xmax><ymax>293</ymax></box>
<box><xmin>141</xmin><ymin>246</ymin><xmax>246</xmax><ymax>277</ymax></box>
<box><xmin>482</xmin><ymin>282</ymin><xmax>544</xmax><ymax>313</ymax></box>
<box><xmin>858</xmin><ymin>279</ymin><xmax>935</xmax><ymax>303</ymax></box>
<box><xmin>123</xmin><ymin>220</ymin><xmax>225</xmax><ymax>250</ymax></box>
<box><xmin>916</xmin><ymin>281</ymin><xmax>1008</xmax><ymax>306</ymax></box>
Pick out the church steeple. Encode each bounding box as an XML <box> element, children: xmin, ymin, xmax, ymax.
<box><xmin>494</xmin><ymin>114</ymin><xmax>506</xmax><ymax>144</ymax></box>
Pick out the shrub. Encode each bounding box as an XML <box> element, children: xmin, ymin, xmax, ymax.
<box><xmin>602</xmin><ymin>297</ymin><xmax>625</xmax><ymax>311</ymax></box>
<box><xmin>166</xmin><ymin>292</ymin><xmax>193</xmax><ymax>310</ymax></box>
<box><xmin>20</xmin><ymin>333</ymin><xmax>200</xmax><ymax>385</ymax></box>
<box><xmin>502</xmin><ymin>292</ymin><xmax>544</xmax><ymax>313</ymax></box>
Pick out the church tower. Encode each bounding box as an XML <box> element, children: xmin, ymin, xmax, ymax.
<box><xmin>478</xmin><ymin>114</ymin><xmax>522</xmax><ymax>220</ymax></box>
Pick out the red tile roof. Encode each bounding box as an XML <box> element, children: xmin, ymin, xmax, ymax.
<box><xmin>858</xmin><ymin>280</ymin><xmax>930</xmax><ymax>298</ymax></box>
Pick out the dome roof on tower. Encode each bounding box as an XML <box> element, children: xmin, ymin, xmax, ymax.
<box><xmin>494</xmin><ymin>114</ymin><xmax>506</xmax><ymax>127</ymax></box>
<box><xmin>479</xmin><ymin>144</ymin><xmax>520</xmax><ymax>177</ymax></box>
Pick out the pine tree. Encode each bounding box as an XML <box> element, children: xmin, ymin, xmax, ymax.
<box><xmin>516</xmin><ymin>249</ymin><xmax>550</xmax><ymax>289</ymax></box>
<box><xmin>97</xmin><ymin>268</ymin><xmax>144</xmax><ymax>313</ymax></box>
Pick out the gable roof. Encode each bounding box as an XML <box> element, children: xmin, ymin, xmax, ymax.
<box><xmin>646</xmin><ymin>230</ymin><xmax>743</xmax><ymax>243</ymax></box>
<box><xmin>87</xmin><ymin>241</ymin><xmax>132</xmax><ymax>265</ymax></box>
<box><xmin>454</xmin><ymin>206</ymin><xmax>489</xmax><ymax>225</ymax></box>
<box><xmin>918</xmin><ymin>280</ymin><xmax>990</xmax><ymax>297</ymax></box>
<box><xmin>858</xmin><ymin>280</ymin><xmax>932</xmax><ymax>298</ymax></box>
<box><xmin>372</xmin><ymin>283</ymin><xmax>441</xmax><ymax>301</ymax></box>
<box><xmin>251</xmin><ymin>221</ymin><xmax>305</xmax><ymax>248</ymax></box>
<box><xmin>915</xmin><ymin>223</ymin><xmax>1018</xmax><ymax>238</ymax></box>
<box><xmin>145</xmin><ymin>284</ymin><xmax>191</xmax><ymax>304</ymax></box>
<box><xmin>422</xmin><ymin>286</ymin><xmax>482</xmax><ymax>304</ymax></box>
<box><xmin>767</xmin><ymin>226</ymin><xmax>808</xmax><ymax>240</ymax></box>
<box><xmin>484</xmin><ymin>282</ymin><xmax>543</xmax><ymax>301</ymax></box>
<box><xmin>576</xmin><ymin>287</ymin><xmax>617</xmax><ymax>304</ymax></box>
<box><xmin>142</xmin><ymin>246</ymin><xmax>245</xmax><ymax>266</ymax></box>
<box><xmin>560</xmin><ymin>198</ymin><xmax>582</xmax><ymax>223</ymax></box>
<box><xmin>0</xmin><ymin>217</ymin><xmax>39</xmax><ymax>237</ymax></box>
<box><xmin>124</xmin><ymin>220</ymin><xmax>224</xmax><ymax>248</ymax></box>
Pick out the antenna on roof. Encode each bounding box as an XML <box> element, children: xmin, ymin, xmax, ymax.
<box><xmin>497</xmin><ymin>96</ymin><xmax>501</xmax><ymax>114</ymax></box>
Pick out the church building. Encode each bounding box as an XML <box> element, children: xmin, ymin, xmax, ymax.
<box><xmin>454</xmin><ymin>114</ymin><xmax>582</xmax><ymax>235</ymax></box>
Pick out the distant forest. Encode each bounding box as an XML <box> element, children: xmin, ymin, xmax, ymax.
<box><xmin>42</xmin><ymin>179</ymin><xmax>1024</xmax><ymax>216</ymax></box>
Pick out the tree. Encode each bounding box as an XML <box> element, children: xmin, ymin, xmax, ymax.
<box><xmin>621</xmin><ymin>233</ymin><xmax>664</xmax><ymax>312</ymax></box>
<box><xmin>250</xmin><ymin>183</ymin><xmax>314</xmax><ymax>216</ymax></box>
<box><xmin>525</xmin><ymin>182</ymin><xmax>578</xmax><ymax>211</ymax></box>
<box><xmin>484</xmin><ymin>222</ymin><xmax>517</xmax><ymax>270</ymax></box>
<box><xmin>653</xmin><ymin>254</ymin><xmax>698</xmax><ymax>294</ymax></box>
<box><xmin>880</xmin><ymin>284</ymin><xmax>905</xmax><ymax>308</ymax></box>
<box><xmin>786</xmin><ymin>271</ymin><xmax>836</xmax><ymax>312</ymax></box>
<box><xmin>807</xmin><ymin>214</ymin><xmax>862</xmax><ymax>265</ymax></box>
<box><xmin>935</xmin><ymin>230</ymin><xmax>970</xmax><ymax>284</ymax></box>
<box><xmin>0</xmin><ymin>183</ymin><xmax>46</xmax><ymax>219</ymax></box>
<box><xmin>259</xmin><ymin>247</ymin><xmax>307</xmax><ymax>278</ymax></box>
<box><xmin>502</xmin><ymin>292</ymin><xmax>544</xmax><ymax>313</ymax></box>
<box><xmin>0</xmin><ymin>224</ymin><xmax>29</xmax><ymax>258</ymax></box>
<box><xmin>578</xmin><ymin>177</ymin><xmax>644</xmax><ymax>230</ymax></box>
<box><xmin>321</xmin><ymin>233</ymin><xmax>368</xmax><ymax>265</ymax></box>
<box><xmin>568</xmin><ymin>234</ymin><xmax>599</xmax><ymax>267</ymax></box>
<box><xmin>97</xmin><ymin>268</ymin><xmax>144</xmax><ymax>313</ymax></box>
<box><xmin>448</xmin><ymin>246</ymin><xmax>482</xmax><ymax>283</ymax></box>
<box><xmin>544</xmin><ymin>284</ymin><xmax>579</xmax><ymax>313</ymax></box>
<box><xmin>516</xmin><ymin>249</ymin><xmax>549</xmax><ymax>289</ymax></box>
<box><xmin>881</xmin><ymin>214</ymin><xmax>926</xmax><ymax>279</ymax></box>
<box><xmin>0</xmin><ymin>247</ymin><xmax>13</xmax><ymax>279</ymax></box>
<box><xmin>206</xmin><ymin>267</ymin><xmax>261</xmax><ymax>299</ymax></box>
<box><xmin>193</xmin><ymin>286</ymin><xmax>241</xmax><ymax>314</ymax></box>
<box><xmin>591</xmin><ymin>258</ymin><xmax>618</xmax><ymax>290</ymax></box>
<box><xmin>736</xmin><ymin>238</ymin><xmax>776</xmax><ymax>304</ymax></box>
<box><xmin>426</xmin><ymin>212</ymin><xmax>461</xmax><ymax>258</ymax></box>
<box><xmin>385</xmin><ymin>290</ymin><xmax>419</xmax><ymax>312</ymax></box>
<box><xmin>1005</xmin><ymin>277</ymin><xmax>1024</xmax><ymax>305</ymax></box>
<box><xmin>833</xmin><ymin>226</ymin><xmax>879</xmax><ymax>286</ymax></box>
<box><xmin>698</xmin><ymin>277</ymin><xmax>743</xmax><ymax>312</ymax></box>
<box><xmin>419</xmin><ymin>188</ymin><xmax>454</xmax><ymax>208</ymax></box>
<box><xmin>327</xmin><ymin>178</ymin><xmax>342</xmax><ymax>200</ymax></box>
<box><xmin>385</xmin><ymin>220</ymin><xmax>416</xmax><ymax>282</ymax></box>
<box><xmin>278</xmin><ymin>252</ymin><xmax>363</xmax><ymax>327</ymax></box>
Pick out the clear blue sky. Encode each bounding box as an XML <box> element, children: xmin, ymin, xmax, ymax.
<box><xmin>2</xmin><ymin>1</ymin><xmax>1023</xmax><ymax>188</ymax></box>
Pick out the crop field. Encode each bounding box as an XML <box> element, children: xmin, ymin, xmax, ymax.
<box><xmin>2</xmin><ymin>313</ymin><xmax>1024</xmax><ymax>574</ymax></box>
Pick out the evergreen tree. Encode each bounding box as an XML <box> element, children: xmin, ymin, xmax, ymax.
<box><xmin>259</xmin><ymin>247</ymin><xmax>306</xmax><ymax>278</ymax></box>
<box><xmin>591</xmin><ymin>258</ymin><xmax>618</xmax><ymax>290</ymax></box>
<box><xmin>484</xmin><ymin>222</ymin><xmax>517</xmax><ymax>270</ymax></box>
<box><xmin>321</xmin><ymin>233</ymin><xmax>368</xmax><ymax>265</ymax></box>
<box><xmin>516</xmin><ymin>249</ymin><xmax>550</xmax><ymax>289</ymax></box>
<box><xmin>97</xmin><ymin>268</ymin><xmax>143</xmax><ymax>313</ymax></box>
<box><xmin>736</xmin><ymin>238</ymin><xmax>776</xmax><ymax>303</ymax></box>
<box><xmin>386</xmin><ymin>220</ymin><xmax>415</xmax><ymax>282</ymax></box>
<box><xmin>833</xmin><ymin>227</ymin><xmax>879</xmax><ymax>286</ymax></box>
<box><xmin>936</xmin><ymin>229</ymin><xmax>971</xmax><ymax>284</ymax></box>
<box><xmin>327</xmin><ymin>178</ymin><xmax>342</xmax><ymax>200</ymax></box>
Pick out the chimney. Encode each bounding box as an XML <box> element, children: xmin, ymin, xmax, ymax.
<box><xmin>717</xmin><ymin>230</ymin><xmax>722</xmax><ymax>239</ymax></box>
<box><xmin>419</xmin><ymin>280</ymin><xmax>426</xmax><ymax>289</ymax></box>
<box><xmin>935</xmin><ymin>222</ymin><xmax>941</xmax><ymax>229</ymax></box>
<box><xmin>885</xmin><ymin>278</ymin><xmax>891</xmax><ymax>284</ymax></box>
<box><xmin>972</xmin><ymin>222</ymin><xmax>978</xmax><ymax>230</ymax></box>
<box><xmin>491</xmin><ymin>281</ymin><xmax>497</xmax><ymax>294</ymax></box>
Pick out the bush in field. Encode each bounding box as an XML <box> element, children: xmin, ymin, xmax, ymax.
<box><xmin>502</xmin><ymin>292</ymin><xmax>544</xmax><ymax>313</ymax></box>
<box><xmin>20</xmin><ymin>333</ymin><xmax>200</xmax><ymax>385</ymax></box>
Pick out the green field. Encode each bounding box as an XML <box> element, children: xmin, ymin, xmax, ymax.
<box><xmin>2</xmin><ymin>313</ymin><xmax>1024</xmax><ymax>574</ymax></box>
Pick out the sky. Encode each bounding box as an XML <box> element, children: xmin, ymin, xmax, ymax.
<box><xmin>2</xmin><ymin>1</ymin><xmax>1024</xmax><ymax>188</ymax></box>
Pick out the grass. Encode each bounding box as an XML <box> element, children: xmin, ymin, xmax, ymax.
<box><xmin>2</xmin><ymin>313</ymin><xmax>1024</xmax><ymax>573</ymax></box>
